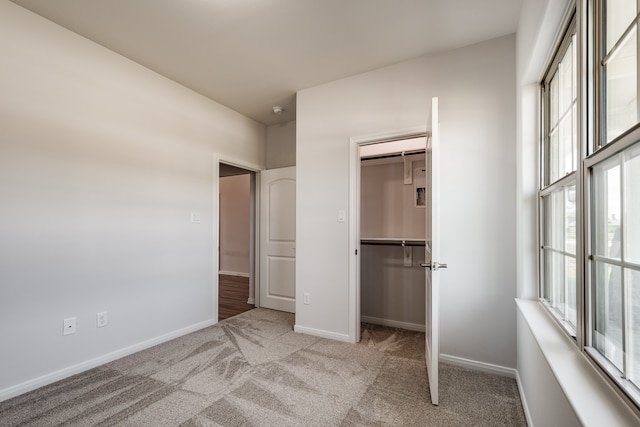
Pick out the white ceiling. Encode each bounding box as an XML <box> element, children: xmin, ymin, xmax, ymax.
<box><xmin>11</xmin><ymin>0</ymin><xmax>522</xmax><ymax>125</ymax></box>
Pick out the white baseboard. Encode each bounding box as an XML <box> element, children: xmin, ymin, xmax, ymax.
<box><xmin>439</xmin><ymin>353</ymin><xmax>517</xmax><ymax>379</ymax></box>
<box><xmin>361</xmin><ymin>315</ymin><xmax>425</xmax><ymax>332</ymax></box>
<box><xmin>516</xmin><ymin>370</ymin><xmax>533</xmax><ymax>426</ymax></box>
<box><xmin>0</xmin><ymin>318</ymin><xmax>218</xmax><ymax>402</ymax></box>
<box><xmin>247</xmin><ymin>298</ymin><xmax>255</xmax><ymax>305</ymax></box>
<box><xmin>218</xmin><ymin>271</ymin><xmax>250</xmax><ymax>278</ymax></box>
<box><xmin>294</xmin><ymin>325</ymin><xmax>352</xmax><ymax>343</ymax></box>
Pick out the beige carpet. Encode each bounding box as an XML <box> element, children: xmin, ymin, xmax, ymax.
<box><xmin>0</xmin><ymin>309</ymin><xmax>526</xmax><ymax>426</ymax></box>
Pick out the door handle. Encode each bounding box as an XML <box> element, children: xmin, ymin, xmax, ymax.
<box><xmin>420</xmin><ymin>261</ymin><xmax>448</xmax><ymax>271</ymax></box>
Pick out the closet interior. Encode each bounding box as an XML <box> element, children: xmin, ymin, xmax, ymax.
<box><xmin>360</xmin><ymin>137</ymin><xmax>429</xmax><ymax>332</ymax></box>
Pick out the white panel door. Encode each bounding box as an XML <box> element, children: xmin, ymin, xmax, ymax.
<box><xmin>260</xmin><ymin>166</ymin><xmax>296</xmax><ymax>313</ymax></box>
<box><xmin>422</xmin><ymin>97</ymin><xmax>445</xmax><ymax>405</ymax></box>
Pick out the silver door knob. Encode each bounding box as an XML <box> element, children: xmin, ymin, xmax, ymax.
<box><xmin>420</xmin><ymin>261</ymin><xmax>448</xmax><ymax>271</ymax></box>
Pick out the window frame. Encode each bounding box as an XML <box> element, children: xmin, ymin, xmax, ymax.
<box><xmin>539</xmin><ymin>13</ymin><xmax>581</xmax><ymax>338</ymax></box>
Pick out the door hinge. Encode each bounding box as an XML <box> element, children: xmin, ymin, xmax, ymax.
<box><xmin>355</xmin><ymin>249</ymin><xmax>358</xmax><ymax>255</ymax></box>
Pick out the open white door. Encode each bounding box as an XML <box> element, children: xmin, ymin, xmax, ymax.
<box><xmin>259</xmin><ymin>167</ymin><xmax>296</xmax><ymax>313</ymax></box>
<box><xmin>422</xmin><ymin>97</ymin><xmax>445</xmax><ymax>405</ymax></box>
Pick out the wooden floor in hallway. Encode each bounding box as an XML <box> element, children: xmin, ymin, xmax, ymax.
<box><xmin>218</xmin><ymin>274</ymin><xmax>254</xmax><ymax>320</ymax></box>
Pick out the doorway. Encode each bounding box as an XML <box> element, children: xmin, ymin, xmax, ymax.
<box><xmin>356</xmin><ymin>136</ymin><xmax>429</xmax><ymax>337</ymax></box>
<box><xmin>218</xmin><ymin>162</ymin><xmax>256</xmax><ymax>320</ymax></box>
<box><xmin>348</xmin><ymin>127</ymin><xmax>429</xmax><ymax>343</ymax></box>
<box><xmin>359</xmin><ymin>138</ymin><xmax>428</xmax><ymax>333</ymax></box>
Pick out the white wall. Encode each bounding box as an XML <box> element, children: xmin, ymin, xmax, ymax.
<box><xmin>514</xmin><ymin>0</ymin><xmax>581</xmax><ymax>423</ymax></box>
<box><xmin>517</xmin><ymin>310</ymin><xmax>581</xmax><ymax>427</ymax></box>
<box><xmin>219</xmin><ymin>175</ymin><xmax>251</xmax><ymax>275</ymax></box>
<box><xmin>0</xmin><ymin>1</ymin><xmax>264</xmax><ymax>398</ymax></box>
<box><xmin>296</xmin><ymin>34</ymin><xmax>517</xmax><ymax>369</ymax></box>
<box><xmin>266</xmin><ymin>120</ymin><xmax>296</xmax><ymax>169</ymax></box>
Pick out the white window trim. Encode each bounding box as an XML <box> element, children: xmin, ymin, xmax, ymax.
<box><xmin>518</xmin><ymin>299</ymin><xmax>640</xmax><ymax>426</ymax></box>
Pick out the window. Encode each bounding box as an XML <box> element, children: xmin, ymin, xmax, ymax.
<box><xmin>587</xmin><ymin>139</ymin><xmax>640</xmax><ymax>401</ymax></box>
<box><xmin>601</xmin><ymin>0</ymin><xmax>639</xmax><ymax>144</ymax></box>
<box><xmin>540</xmin><ymin>18</ymin><xmax>578</xmax><ymax>334</ymax></box>
<box><xmin>539</xmin><ymin>0</ymin><xmax>640</xmax><ymax>408</ymax></box>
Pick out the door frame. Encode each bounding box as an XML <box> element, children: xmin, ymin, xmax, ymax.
<box><xmin>214</xmin><ymin>154</ymin><xmax>262</xmax><ymax>322</ymax></box>
<box><xmin>348</xmin><ymin>125</ymin><xmax>428</xmax><ymax>343</ymax></box>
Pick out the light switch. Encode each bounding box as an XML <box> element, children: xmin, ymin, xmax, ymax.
<box><xmin>337</xmin><ymin>209</ymin><xmax>346</xmax><ymax>223</ymax></box>
<box><xmin>190</xmin><ymin>212</ymin><xmax>201</xmax><ymax>224</ymax></box>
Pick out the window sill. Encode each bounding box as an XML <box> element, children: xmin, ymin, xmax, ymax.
<box><xmin>516</xmin><ymin>299</ymin><xmax>640</xmax><ymax>426</ymax></box>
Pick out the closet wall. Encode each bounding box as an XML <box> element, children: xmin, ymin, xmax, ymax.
<box><xmin>361</xmin><ymin>153</ymin><xmax>427</xmax><ymax>331</ymax></box>
<box><xmin>219</xmin><ymin>174</ymin><xmax>250</xmax><ymax>276</ymax></box>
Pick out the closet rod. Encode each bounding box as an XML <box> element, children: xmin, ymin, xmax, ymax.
<box><xmin>361</xmin><ymin>149</ymin><xmax>424</xmax><ymax>162</ymax></box>
<box><xmin>360</xmin><ymin>239</ymin><xmax>425</xmax><ymax>247</ymax></box>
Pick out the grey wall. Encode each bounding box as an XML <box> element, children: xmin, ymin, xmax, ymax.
<box><xmin>360</xmin><ymin>245</ymin><xmax>426</xmax><ymax>328</ymax></box>
<box><xmin>0</xmin><ymin>1</ymin><xmax>264</xmax><ymax>398</ymax></box>
<box><xmin>296</xmin><ymin>34</ymin><xmax>518</xmax><ymax>369</ymax></box>
<box><xmin>266</xmin><ymin>120</ymin><xmax>296</xmax><ymax>169</ymax></box>
<box><xmin>360</xmin><ymin>156</ymin><xmax>426</xmax><ymax>239</ymax></box>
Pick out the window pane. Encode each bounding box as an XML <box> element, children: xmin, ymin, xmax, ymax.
<box><xmin>542</xmin><ymin>195</ymin><xmax>551</xmax><ymax>245</ymax></box>
<box><xmin>605</xmin><ymin>0</ymin><xmax>637</xmax><ymax>52</ymax></box>
<box><xmin>560</xmin><ymin>40</ymin><xmax>574</xmax><ymax>113</ymax></box>
<box><xmin>550</xmin><ymin>130</ymin><xmax>560</xmax><ymax>182</ymax></box>
<box><xmin>594</xmin><ymin>261</ymin><xmax>624</xmax><ymax>371</ymax></box>
<box><xmin>624</xmin><ymin>142</ymin><xmax>640</xmax><ymax>264</ymax></box>
<box><xmin>544</xmin><ymin>249</ymin><xmax>552</xmax><ymax>299</ymax></box>
<box><xmin>572</xmin><ymin>105</ymin><xmax>577</xmax><ymax>170</ymax></box>
<box><xmin>566</xmin><ymin>255</ymin><xmax>577</xmax><ymax>327</ymax></box>
<box><xmin>550</xmin><ymin>189</ymin><xmax>564</xmax><ymax>249</ymax></box>
<box><xmin>605</xmin><ymin>25</ymin><xmax>638</xmax><ymax>143</ymax></box>
<box><xmin>552</xmin><ymin>251</ymin><xmax>565</xmax><ymax>313</ymax></box>
<box><xmin>593</xmin><ymin>158</ymin><xmax>622</xmax><ymax>259</ymax></box>
<box><xmin>550</xmin><ymin>70</ymin><xmax>559</xmax><ymax>125</ymax></box>
<box><xmin>627</xmin><ymin>268</ymin><xmax>640</xmax><ymax>387</ymax></box>
<box><xmin>547</xmin><ymin>34</ymin><xmax>577</xmax><ymax>183</ymax></box>
<box><xmin>565</xmin><ymin>184</ymin><xmax>577</xmax><ymax>255</ymax></box>
<box><xmin>571</xmin><ymin>33</ymin><xmax>577</xmax><ymax>100</ymax></box>
<box><xmin>560</xmin><ymin>113</ymin><xmax>574</xmax><ymax>175</ymax></box>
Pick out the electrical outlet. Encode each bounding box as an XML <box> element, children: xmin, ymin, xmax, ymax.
<box><xmin>303</xmin><ymin>292</ymin><xmax>310</xmax><ymax>305</ymax></box>
<box><xmin>63</xmin><ymin>317</ymin><xmax>76</xmax><ymax>336</ymax></box>
<box><xmin>96</xmin><ymin>312</ymin><xmax>108</xmax><ymax>328</ymax></box>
